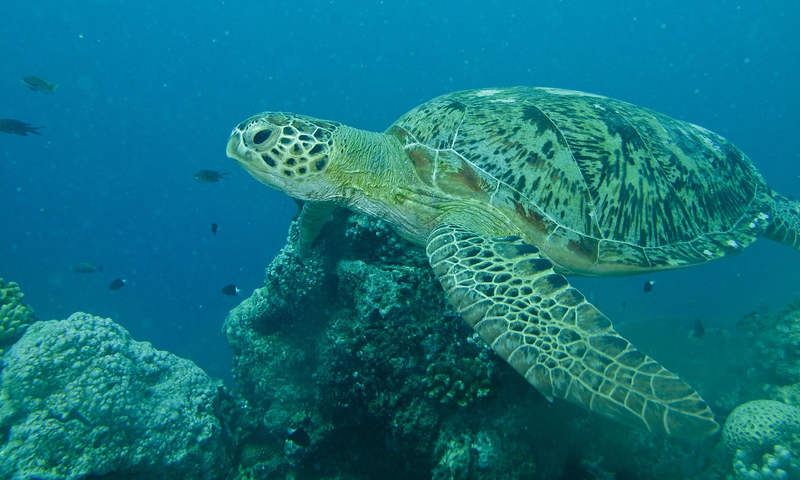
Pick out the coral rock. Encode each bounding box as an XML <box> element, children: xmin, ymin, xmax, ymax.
<box><xmin>723</xmin><ymin>400</ymin><xmax>800</xmax><ymax>460</ymax></box>
<box><xmin>0</xmin><ymin>278</ymin><xmax>37</xmax><ymax>359</ymax></box>
<box><xmin>0</xmin><ymin>312</ymin><xmax>235</xmax><ymax>480</ymax></box>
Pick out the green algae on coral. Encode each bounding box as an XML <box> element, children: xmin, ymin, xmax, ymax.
<box><xmin>0</xmin><ymin>278</ymin><xmax>38</xmax><ymax>359</ymax></box>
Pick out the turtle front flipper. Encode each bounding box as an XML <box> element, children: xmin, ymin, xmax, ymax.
<box><xmin>426</xmin><ymin>224</ymin><xmax>719</xmax><ymax>439</ymax></box>
<box><xmin>764</xmin><ymin>192</ymin><xmax>800</xmax><ymax>251</ymax></box>
<box><xmin>297</xmin><ymin>201</ymin><xmax>337</xmax><ymax>259</ymax></box>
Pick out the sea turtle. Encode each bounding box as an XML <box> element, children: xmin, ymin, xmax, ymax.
<box><xmin>226</xmin><ymin>87</ymin><xmax>800</xmax><ymax>439</ymax></box>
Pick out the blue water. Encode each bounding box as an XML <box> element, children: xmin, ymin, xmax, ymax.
<box><xmin>1</xmin><ymin>0</ymin><xmax>799</xmax><ymax>383</ymax></box>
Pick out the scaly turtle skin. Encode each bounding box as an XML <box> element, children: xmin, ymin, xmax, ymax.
<box><xmin>227</xmin><ymin>87</ymin><xmax>800</xmax><ymax>439</ymax></box>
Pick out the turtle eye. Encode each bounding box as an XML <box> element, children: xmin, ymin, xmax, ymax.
<box><xmin>252</xmin><ymin>129</ymin><xmax>273</xmax><ymax>145</ymax></box>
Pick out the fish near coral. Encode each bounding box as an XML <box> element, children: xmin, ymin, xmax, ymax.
<box><xmin>221</xmin><ymin>284</ymin><xmax>240</xmax><ymax>297</ymax></box>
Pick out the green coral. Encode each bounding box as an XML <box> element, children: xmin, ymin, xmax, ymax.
<box><xmin>432</xmin><ymin>429</ymin><xmax>503</xmax><ymax>478</ymax></box>
<box><xmin>0</xmin><ymin>313</ymin><xmax>236</xmax><ymax>479</ymax></box>
<box><xmin>0</xmin><ymin>278</ymin><xmax>38</xmax><ymax>358</ymax></box>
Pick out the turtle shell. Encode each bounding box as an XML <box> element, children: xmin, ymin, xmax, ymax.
<box><xmin>387</xmin><ymin>87</ymin><xmax>773</xmax><ymax>275</ymax></box>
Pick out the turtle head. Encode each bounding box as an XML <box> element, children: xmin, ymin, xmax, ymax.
<box><xmin>226</xmin><ymin>113</ymin><xmax>343</xmax><ymax>201</ymax></box>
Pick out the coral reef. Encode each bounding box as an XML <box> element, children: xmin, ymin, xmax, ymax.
<box><xmin>736</xmin><ymin>301</ymin><xmax>800</xmax><ymax>404</ymax></box>
<box><xmin>722</xmin><ymin>300</ymin><xmax>800</xmax><ymax>479</ymax></box>
<box><xmin>224</xmin><ymin>210</ymin><xmax>721</xmax><ymax>479</ymax></box>
<box><xmin>723</xmin><ymin>400</ymin><xmax>800</xmax><ymax>458</ymax></box>
<box><xmin>723</xmin><ymin>400</ymin><xmax>800</xmax><ymax>480</ymax></box>
<box><xmin>731</xmin><ymin>445</ymin><xmax>800</xmax><ymax>480</ymax></box>
<box><xmin>0</xmin><ymin>278</ymin><xmax>38</xmax><ymax>360</ymax></box>
<box><xmin>0</xmin><ymin>312</ymin><xmax>236</xmax><ymax>480</ymax></box>
<box><xmin>13</xmin><ymin>208</ymin><xmax>799</xmax><ymax>478</ymax></box>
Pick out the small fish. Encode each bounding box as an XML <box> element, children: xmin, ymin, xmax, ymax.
<box><xmin>385</xmin><ymin>430</ymin><xmax>399</xmax><ymax>452</ymax></box>
<box><xmin>643</xmin><ymin>280</ymin><xmax>655</xmax><ymax>293</ymax></box>
<box><xmin>70</xmin><ymin>263</ymin><xmax>102</xmax><ymax>273</ymax></box>
<box><xmin>21</xmin><ymin>76</ymin><xmax>58</xmax><ymax>94</ymax></box>
<box><xmin>64</xmin><ymin>407</ymin><xmax>91</xmax><ymax>426</ymax></box>
<box><xmin>742</xmin><ymin>311</ymin><xmax>759</xmax><ymax>322</ymax></box>
<box><xmin>193</xmin><ymin>170</ymin><xmax>230</xmax><ymax>183</ymax></box>
<box><xmin>211</xmin><ymin>223</ymin><xmax>218</xmax><ymax>235</ymax></box>
<box><xmin>286</xmin><ymin>427</ymin><xmax>311</xmax><ymax>448</ymax></box>
<box><xmin>109</xmin><ymin>279</ymin><xmax>126</xmax><ymax>290</ymax></box>
<box><xmin>221</xmin><ymin>284</ymin><xmax>241</xmax><ymax>297</ymax></box>
<box><xmin>0</xmin><ymin>119</ymin><xmax>44</xmax><ymax>136</ymax></box>
<box><xmin>621</xmin><ymin>301</ymin><xmax>627</xmax><ymax>309</ymax></box>
<box><xmin>693</xmin><ymin>319</ymin><xmax>705</xmax><ymax>339</ymax></box>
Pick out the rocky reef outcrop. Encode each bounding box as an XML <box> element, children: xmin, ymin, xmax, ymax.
<box><xmin>3</xmin><ymin>208</ymin><xmax>797</xmax><ymax>479</ymax></box>
<box><xmin>223</xmin><ymin>211</ymin><xmax>721</xmax><ymax>479</ymax></box>
<box><xmin>0</xmin><ymin>312</ymin><xmax>237</xmax><ymax>480</ymax></box>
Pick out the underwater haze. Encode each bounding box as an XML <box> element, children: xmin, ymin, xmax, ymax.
<box><xmin>1</xmin><ymin>0</ymin><xmax>799</xmax><ymax>390</ymax></box>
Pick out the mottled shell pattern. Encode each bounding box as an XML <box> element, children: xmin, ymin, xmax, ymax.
<box><xmin>387</xmin><ymin>87</ymin><xmax>773</xmax><ymax>274</ymax></box>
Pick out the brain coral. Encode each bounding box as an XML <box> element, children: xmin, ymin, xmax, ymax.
<box><xmin>0</xmin><ymin>312</ymin><xmax>235</xmax><ymax>480</ymax></box>
<box><xmin>0</xmin><ymin>278</ymin><xmax>37</xmax><ymax>358</ymax></box>
<box><xmin>723</xmin><ymin>400</ymin><xmax>800</xmax><ymax>460</ymax></box>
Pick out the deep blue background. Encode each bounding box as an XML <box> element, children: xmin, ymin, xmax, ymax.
<box><xmin>2</xmin><ymin>0</ymin><xmax>798</xmax><ymax>382</ymax></box>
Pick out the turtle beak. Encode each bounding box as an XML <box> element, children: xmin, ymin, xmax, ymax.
<box><xmin>226</xmin><ymin>128</ymin><xmax>291</xmax><ymax>190</ymax></box>
<box><xmin>226</xmin><ymin>130</ymin><xmax>249</xmax><ymax>164</ymax></box>
<box><xmin>226</xmin><ymin>130</ymin><xmax>262</xmax><ymax>171</ymax></box>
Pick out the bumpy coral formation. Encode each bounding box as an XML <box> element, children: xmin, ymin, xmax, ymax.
<box><xmin>731</xmin><ymin>445</ymin><xmax>800</xmax><ymax>480</ymax></box>
<box><xmin>736</xmin><ymin>301</ymin><xmax>800</xmax><ymax>403</ymax></box>
<box><xmin>726</xmin><ymin>301</ymin><xmax>800</xmax><ymax>479</ymax></box>
<box><xmin>0</xmin><ymin>278</ymin><xmax>38</xmax><ymax>359</ymax></box>
<box><xmin>224</xmin><ymin>211</ymin><xmax>717</xmax><ymax>479</ymax></box>
<box><xmin>724</xmin><ymin>400</ymin><xmax>800</xmax><ymax>480</ymax></box>
<box><xmin>724</xmin><ymin>401</ymin><xmax>800</xmax><ymax>456</ymax></box>
<box><xmin>0</xmin><ymin>313</ymin><xmax>236</xmax><ymax>480</ymax></box>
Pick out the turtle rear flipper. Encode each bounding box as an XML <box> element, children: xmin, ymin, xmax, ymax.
<box><xmin>426</xmin><ymin>224</ymin><xmax>719</xmax><ymax>439</ymax></box>
<box><xmin>764</xmin><ymin>192</ymin><xmax>800</xmax><ymax>250</ymax></box>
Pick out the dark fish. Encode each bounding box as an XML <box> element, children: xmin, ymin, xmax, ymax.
<box><xmin>0</xmin><ymin>119</ymin><xmax>44</xmax><ymax>136</ymax></box>
<box><xmin>221</xmin><ymin>284</ymin><xmax>240</xmax><ymax>296</ymax></box>
<box><xmin>286</xmin><ymin>428</ymin><xmax>311</xmax><ymax>448</ymax></box>
<box><xmin>211</xmin><ymin>223</ymin><xmax>218</xmax><ymax>235</ymax></box>
<box><xmin>693</xmin><ymin>319</ymin><xmax>705</xmax><ymax>339</ymax></box>
<box><xmin>622</xmin><ymin>301</ymin><xmax>627</xmax><ymax>309</ymax></box>
<box><xmin>109</xmin><ymin>279</ymin><xmax>126</xmax><ymax>290</ymax></box>
<box><xmin>643</xmin><ymin>280</ymin><xmax>655</xmax><ymax>293</ymax></box>
<box><xmin>71</xmin><ymin>263</ymin><xmax>102</xmax><ymax>273</ymax></box>
<box><xmin>385</xmin><ymin>430</ymin><xmax>399</xmax><ymax>452</ymax></box>
<box><xmin>193</xmin><ymin>170</ymin><xmax>230</xmax><ymax>182</ymax></box>
<box><xmin>21</xmin><ymin>76</ymin><xmax>58</xmax><ymax>94</ymax></box>
<box><xmin>64</xmin><ymin>407</ymin><xmax>91</xmax><ymax>426</ymax></box>
<box><xmin>742</xmin><ymin>311</ymin><xmax>759</xmax><ymax>322</ymax></box>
